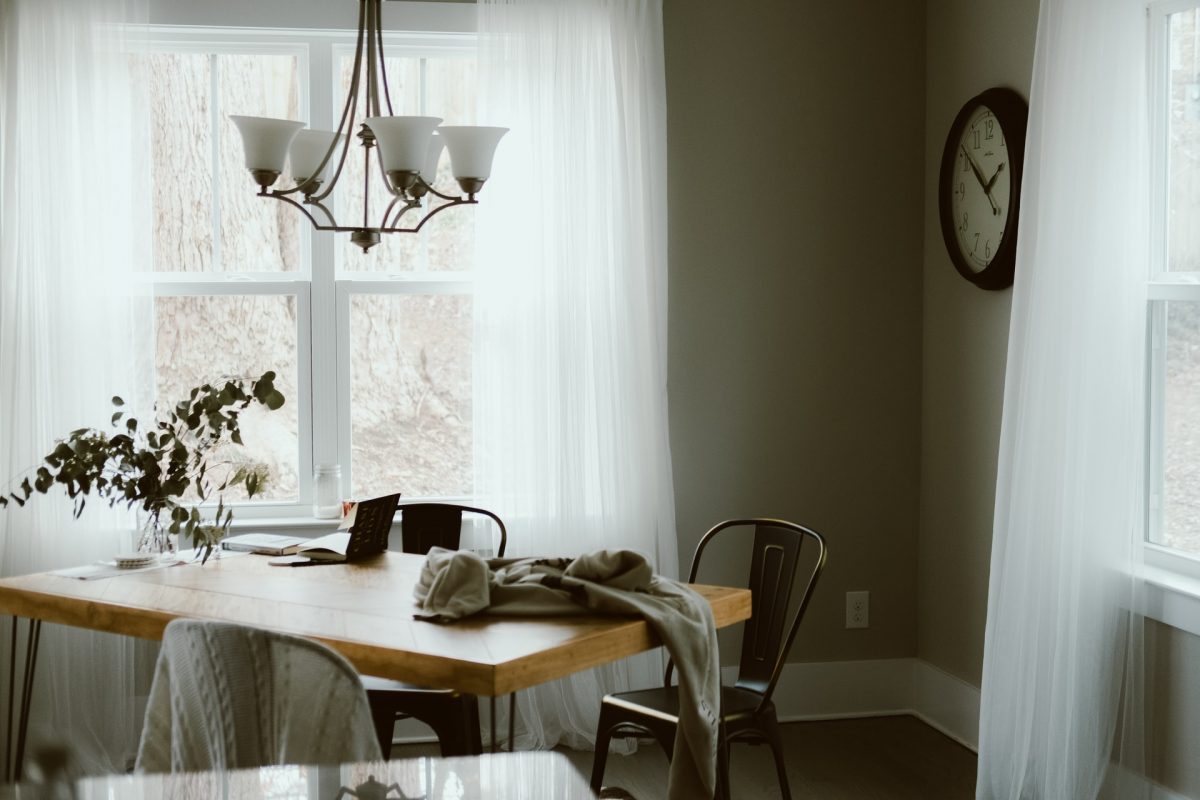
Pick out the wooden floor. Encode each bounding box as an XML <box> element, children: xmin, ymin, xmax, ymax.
<box><xmin>392</xmin><ymin>715</ymin><xmax>977</xmax><ymax>799</ymax></box>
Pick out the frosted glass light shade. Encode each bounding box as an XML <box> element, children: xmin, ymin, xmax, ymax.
<box><xmin>229</xmin><ymin>116</ymin><xmax>305</xmax><ymax>172</ymax></box>
<box><xmin>289</xmin><ymin>129</ymin><xmax>346</xmax><ymax>182</ymax></box>
<box><xmin>364</xmin><ymin>116</ymin><xmax>442</xmax><ymax>173</ymax></box>
<box><xmin>422</xmin><ymin>132</ymin><xmax>444</xmax><ymax>184</ymax></box>
<box><xmin>439</xmin><ymin>126</ymin><xmax>508</xmax><ymax>181</ymax></box>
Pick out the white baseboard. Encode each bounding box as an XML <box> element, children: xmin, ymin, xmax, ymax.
<box><xmin>909</xmin><ymin>660</ymin><xmax>981</xmax><ymax>751</ymax></box>
<box><xmin>722</xmin><ymin>657</ymin><xmax>981</xmax><ymax>752</ymax></box>
<box><xmin>387</xmin><ymin>657</ymin><xmax>983</xmax><ymax>750</ymax></box>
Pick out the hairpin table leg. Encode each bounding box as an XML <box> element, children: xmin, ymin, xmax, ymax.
<box><xmin>5</xmin><ymin>616</ymin><xmax>42</xmax><ymax>784</ymax></box>
<box><xmin>507</xmin><ymin>692</ymin><xmax>516</xmax><ymax>752</ymax></box>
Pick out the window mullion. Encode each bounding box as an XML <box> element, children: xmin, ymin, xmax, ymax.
<box><xmin>210</xmin><ymin>53</ymin><xmax>222</xmax><ymax>273</ymax></box>
<box><xmin>308</xmin><ymin>36</ymin><xmax>342</xmax><ymax>497</ymax></box>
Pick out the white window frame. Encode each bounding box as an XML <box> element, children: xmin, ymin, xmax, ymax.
<box><xmin>1143</xmin><ymin>0</ymin><xmax>1200</xmax><ymax>635</ymax></box>
<box><xmin>130</xmin><ymin>11</ymin><xmax>479</xmax><ymax>525</ymax></box>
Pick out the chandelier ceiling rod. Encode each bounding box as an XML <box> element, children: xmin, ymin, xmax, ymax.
<box><xmin>229</xmin><ymin>0</ymin><xmax>507</xmax><ymax>253</ymax></box>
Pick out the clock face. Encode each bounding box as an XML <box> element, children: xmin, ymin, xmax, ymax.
<box><xmin>949</xmin><ymin>104</ymin><xmax>1011</xmax><ymax>273</ymax></box>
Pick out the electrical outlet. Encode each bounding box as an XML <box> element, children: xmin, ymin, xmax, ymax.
<box><xmin>846</xmin><ymin>590</ymin><xmax>869</xmax><ymax>629</ymax></box>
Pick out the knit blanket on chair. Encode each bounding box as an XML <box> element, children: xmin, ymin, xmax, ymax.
<box><xmin>413</xmin><ymin>547</ymin><xmax>719</xmax><ymax>800</ymax></box>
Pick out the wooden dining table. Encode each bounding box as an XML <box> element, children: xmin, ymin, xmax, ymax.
<box><xmin>0</xmin><ymin>550</ymin><xmax>752</xmax><ymax>782</ymax></box>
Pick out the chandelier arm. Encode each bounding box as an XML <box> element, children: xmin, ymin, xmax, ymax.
<box><xmin>366</xmin><ymin>0</ymin><xmax>381</xmax><ymax>119</ymax></box>
<box><xmin>262</xmin><ymin>192</ymin><xmax>339</xmax><ymax>232</ymax></box>
<box><xmin>382</xmin><ymin>197</ymin><xmax>476</xmax><ymax>234</ymax></box>
<box><xmin>414</xmin><ymin>176</ymin><xmax>468</xmax><ymax>203</ymax></box>
<box><xmin>304</xmin><ymin>197</ymin><xmax>341</xmax><ymax>229</ymax></box>
<box><xmin>384</xmin><ymin>196</ymin><xmax>422</xmax><ymax>229</ymax></box>
<box><xmin>374</xmin><ymin>0</ymin><xmax>395</xmax><ymax>116</ymax></box>
<box><xmin>379</xmin><ymin>195</ymin><xmax>409</xmax><ymax>229</ymax></box>
<box><xmin>276</xmin><ymin>0</ymin><xmax>369</xmax><ymax>201</ymax></box>
<box><xmin>308</xmin><ymin>0</ymin><xmax>371</xmax><ymax>205</ymax></box>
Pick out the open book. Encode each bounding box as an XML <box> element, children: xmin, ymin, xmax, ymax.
<box><xmin>292</xmin><ymin>493</ymin><xmax>401</xmax><ymax>562</ymax></box>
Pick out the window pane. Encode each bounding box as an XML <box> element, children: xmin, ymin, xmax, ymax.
<box><xmin>350</xmin><ymin>294</ymin><xmax>472</xmax><ymax>499</ymax></box>
<box><xmin>1168</xmin><ymin>10</ymin><xmax>1200</xmax><ymax>271</ymax></box>
<box><xmin>140</xmin><ymin>52</ymin><xmax>213</xmax><ymax>273</ymax></box>
<box><xmin>1160</xmin><ymin>300</ymin><xmax>1200</xmax><ymax>555</ymax></box>
<box><xmin>155</xmin><ymin>295</ymin><xmax>300</xmax><ymax>501</ymax></box>
<box><xmin>338</xmin><ymin>55</ymin><xmax>476</xmax><ymax>273</ymax></box>
<box><xmin>140</xmin><ymin>51</ymin><xmax>302</xmax><ymax>273</ymax></box>
<box><xmin>219</xmin><ymin>54</ymin><xmax>303</xmax><ymax>272</ymax></box>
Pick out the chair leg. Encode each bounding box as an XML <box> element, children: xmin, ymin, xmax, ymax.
<box><xmin>369</xmin><ymin>692</ymin><xmax>483</xmax><ymax>757</ymax></box>
<box><xmin>427</xmin><ymin>694</ymin><xmax>482</xmax><ymax>756</ymax></box>
<box><xmin>590</xmin><ymin>703</ymin><xmax>618</xmax><ymax>794</ymax></box>
<box><xmin>760</xmin><ymin>714</ymin><xmax>791</xmax><ymax>800</ymax></box>
<box><xmin>368</xmin><ymin>695</ymin><xmax>400</xmax><ymax>757</ymax></box>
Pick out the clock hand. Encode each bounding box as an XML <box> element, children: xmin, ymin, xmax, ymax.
<box><xmin>961</xmin><ymin>146</ymin><xmax>988</xmax><ymax>188</ymax></box>
<box><xmin>960</xmin><ymin>146</ymin><xmax>1001</xmax><ymax>215</ymax></box>
<box><xmin>985</xmin><ymin>162</ymin><xmax>1005</xmax><ymax>192</ymax></box>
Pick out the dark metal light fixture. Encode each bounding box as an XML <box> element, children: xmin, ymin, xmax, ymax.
<box><xmin>229</xmin><ymin>0</ymin><xmax>506</xmax><ymax>253</ymax></box>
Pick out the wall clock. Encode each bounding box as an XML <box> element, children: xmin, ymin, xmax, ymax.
<box><xmin>938</xmin><ymin>87</ymin><xmax>1028</xmax><ymax>290</ymax></box>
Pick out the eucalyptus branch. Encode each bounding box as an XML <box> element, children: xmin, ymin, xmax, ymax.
<box><xmin>0</xmin><ymin>371</ymin><xmax>287</xmax><ymax>563</ymax></box>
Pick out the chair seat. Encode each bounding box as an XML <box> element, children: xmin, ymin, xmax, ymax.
<box><xmin>604</xmin><ymin>684</ymin><xmax>772</xmax><ymax>725</ymax></box>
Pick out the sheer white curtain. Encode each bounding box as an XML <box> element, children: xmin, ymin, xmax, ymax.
<box><xmin>976</xmin><ymin>0</ymin><xmax>1148</xmax><ymax>797</ymax></box>
<box><xmin>0</xmin><ymin>0</ymin><xmax>151</xmax><ymax>774</ymax></box>
<box><xmin>473</xmin><ymin>0</ymin><xmax>675</xmax><ymax>750</ymax></box>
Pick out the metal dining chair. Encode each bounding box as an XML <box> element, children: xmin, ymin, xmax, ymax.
<box><xmin>589</xmin><ymin>518</ymin><xmax>828</xmax><ymax>800</ymax></box>
<box><xmin>363</xmin><ymin>503</ymin><xmax>512</xmax><ymax>757</ymax></box>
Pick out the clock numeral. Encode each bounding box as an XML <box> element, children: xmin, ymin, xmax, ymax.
<box><xmin>985</xmin><ymin>119</ymin><xmax>994</xmax><ymax>140</ymax></box>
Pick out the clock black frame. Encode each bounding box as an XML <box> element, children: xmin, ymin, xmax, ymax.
<box><xmin>938</xmin><ymin>87</ymin><xmax>1028</xmax><ymax>291</ymax></box>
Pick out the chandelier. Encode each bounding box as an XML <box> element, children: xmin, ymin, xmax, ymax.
<box><xmin>229</xmin><ymin>0</ymin><xmax>506</xmax><ymax>253</ymax></box>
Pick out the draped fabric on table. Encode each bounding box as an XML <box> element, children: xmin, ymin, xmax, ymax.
<box><xmin>976</xmin><ymin>0</ymin><xmax>1148</xmax><ymax>797</ymax></box>
<box><xmin>472</xmin><ymin>0</ymin><xmax>676</xmax><ymax>751</ymax></box>
<box><xmin>0</xmin><ymin>0</ymin><xmax>152</xmax><ymax>774</ymax></box>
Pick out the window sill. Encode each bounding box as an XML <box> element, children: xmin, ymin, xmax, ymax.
<box><xmin>228</xmin><ymin>515</ymin><xmax>346</xmax><ymax>535</ymax></box>
<box><xmin>1142</xmin><ymin>545</ymin><xmax>1200</xmax><ymax>638</ymax></box>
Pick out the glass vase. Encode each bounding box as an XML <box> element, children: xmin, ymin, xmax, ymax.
<box><xmin>135</xmin><ymin>513</ymin><xmax>178</xmax><ymax>560</ymax></box>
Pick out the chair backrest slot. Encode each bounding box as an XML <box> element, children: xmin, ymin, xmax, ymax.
<box><xmin>738</xmin><ymin>524</ymin><xmax>804</xmax><ymax>694</ymax></box>
<box><xmin>750</xmin><ymin>542</ymin><xmax>789</xmax><ymax>663</ymax></box>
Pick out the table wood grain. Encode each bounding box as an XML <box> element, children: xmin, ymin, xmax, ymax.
<box><xmin>0</xmin><ymin>552</ymin><xmax>751</xmax><ymax>696</ymax></box>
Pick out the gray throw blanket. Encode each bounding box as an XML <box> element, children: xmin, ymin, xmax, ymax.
<box><xmin>414</xmin><ymin>547</ymin><xmax>720</xmax><ymax>800</ymax></box>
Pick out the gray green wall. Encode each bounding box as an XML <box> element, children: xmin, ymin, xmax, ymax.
<box><xmin>664</xmin><ymin>0</ymin><xmax>926</xmax><ymax>663</ymax></box>
<box><xmin>919</xmin><ymin>0</ymin><xmax>1036</xmax><ymax>688</ymax></box>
